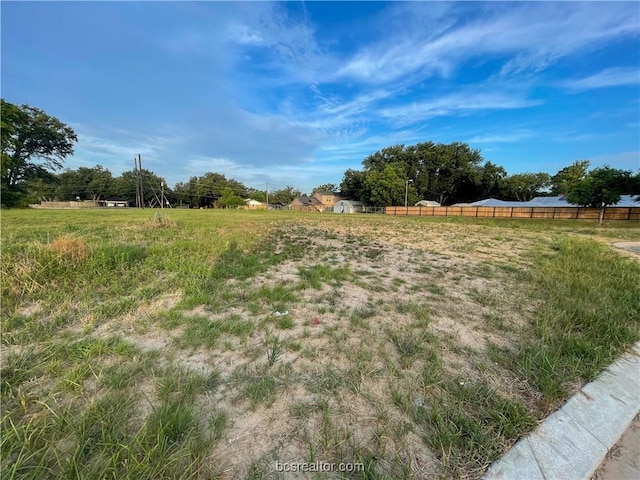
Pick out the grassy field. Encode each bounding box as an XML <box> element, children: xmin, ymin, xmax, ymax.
<box><xmin>2</xmin><ymin>209</ymin><xmax>639</xmax><ymax>479</ymax></box>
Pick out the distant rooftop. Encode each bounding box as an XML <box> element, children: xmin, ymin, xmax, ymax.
<box><xmin>466</xmin><ymin>195</ymin><xmax>639</xmax><ymax>208</ymax></box>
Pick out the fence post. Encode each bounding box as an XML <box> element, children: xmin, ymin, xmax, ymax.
<box><xmin>510</xmin><ymin>207</ymin><xmax>513</xmax><ymax>218</ymax></box>
<box><xmin>445</xmin><ymin>207</ymin><xmax>448</xmax><ymax>216</ymax></box>
<box><xmin>530</xmin><ymin>207</ymin><xmax>534</xmax><ymax>219</ymax></box>
<box><xmin>553</xmin><ymin>207</ymin><xmax>556</xmax><ymax>219</ymax></box>
<box><xmin>576</xmin><ymin>207</ymin><xmax>579</xmax><ymax>219</ymax></box>
<box><xmin>493</xmin><ymin>207</ymin><xmax>496</xmax><ymax>218</ymax></box>
<box><xmin>629</xmin><ymin>208</ymin><xmax>632</xmax><ymax>220</ymax></box>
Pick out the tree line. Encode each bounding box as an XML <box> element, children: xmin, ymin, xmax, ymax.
<box><xmin>7</xmin><ymin>164</ymin><xmax>306</xmax><ymax>209</ymax></box>
<box><xmin>1</xmin><ymin>100</ymin><xmax>303</xmax><ymax>208</ymax></box>
<box><xmin>2</xmin><ymin>99</ymin><xmax>638</xmax><ymax>210</ymax></box>
<box><xmin>340</xmin><ymin>143</ymin><xmax>638</xmax><ymax>207</ymax></box>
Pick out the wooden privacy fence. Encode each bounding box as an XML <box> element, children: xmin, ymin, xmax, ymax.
<box><xmin>386</xmin><ymin>206</ymin><xmax>640</xmax><ymax>220</ymax></box>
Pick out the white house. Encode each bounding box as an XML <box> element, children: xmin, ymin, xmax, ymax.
<box><xmin>244</xmin><ymin>199</ymin><xmax>267</xmax><ymax>210</ymax></box>
<box><xmin>334</xmin><ymin>200</ymin><xmax>364</xmax><ymax>214</ymax></box>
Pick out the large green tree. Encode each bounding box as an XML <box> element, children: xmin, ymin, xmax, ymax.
<box><xmin>364</xmin><ymin>163</ymin><xmax>410</xmax><ymax>207</ymax></box>
<box><xmin>1</xmin><ymin>99</ymin><xmax>77</xmax><ymax>206</ymax></box>
<box><xmin>173</xmin><ymin>172</ymin><xmax>248</xmax><ymax>208</ymax></box>
<box><xmin>112</xmin><ymin>169</ymin><xmax>169</xmax><ymax>207</ymax></box>
<box><xmin>476</xmin><ymin>161</ymin><xmax>508</xmax><ymax>200</ymax></box>
<box><xmin>269</xmin><ymin>186</ymin><xmax>302</xmax><ymax>205</ymax></box>
<box><xmin>566</xmin><ymin>166</ymin><xmax>637</xmax><ymax>224</ymax></box>
<box><xmin>248</xmin><ymin>189</ymin><xmax>267</xmax><ymax>203</ymax></box>
<box><xmin>551</xmin><ymin>160</ymin><xmax>590</xmax><ymax>196</ymax></box>
<box><xmin>340</xmin><ymin>169</ymin><xmax>368</xmax><ymax>202</ymax></box>
<box><xmin>416</xmin><ymin>142</ymin><xmax>483</xmax><ymax>204</ymax></box>
<box><xmin>355</xmin><ymin>141</ymin><xmax>485</xmax><ymax>205</ymax></box>
<box><xmin>56</xmin><ymin>165</ymin><xmax>114</xmax><ymax>201</ymax></box>
<box><xmin>501</xmin><ymin>172</ymin><xmax>551</xmax><ymax>202</ymax></box>
<box><xmin>218</xmin><ymin>187</ymin><xmax>246</xmax><ymax>208</ymax></box>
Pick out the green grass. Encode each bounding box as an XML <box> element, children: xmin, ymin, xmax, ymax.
<box><xmin>298</xmin><ymin>264</ymin><xmax>351</xmax><ymax>289</ymax></box>
<box><xmin>2</xmin><ymin>209</ymin><xmax>639</xmax><ymax>479</ymax></box>
<box><xmin>265</xmin><ymin>335</ymin><xmax>285</xmax><ymax>366</ymax></box>
<box><xmin>412</xmin><ymin>379</ymin><xmax>536</xmax><ymax>476</ymax></box>
<box><xmin>1</xmin><ymin>346</ymin><xmax>213</xmax><ymax>480</ymax></box>
<box><xmin>389</xmin><ymin>329</ymin><xmax>426</xmax><ymax>369</ymax></box>
<box><xmin>490</xmin><ymin>236</ymin><xmax>640</xmax><ymax>406</ymax></box>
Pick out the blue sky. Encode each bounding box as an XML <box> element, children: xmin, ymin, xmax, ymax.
<box><xmin>2</xmin><ymin>1</ymin><xmax>639</xmax><ymax>193</ymax></box>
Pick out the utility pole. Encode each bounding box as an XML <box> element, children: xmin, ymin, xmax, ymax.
<box><xmin>134</xmin><ymin>155</ymin><xmax>141</xmax><ymax>208</ymax></box>
<box><xmin>405</xmin><ymin>179</ymin><xmax>413</xmax><ymax>207</ymax></box>
<box><xmin>161</xmin><ymin>181</ymin><xmax>165</xmax><ymax>209</ymax></box>
<box><xmin>266</xmin><ymin>182</ymin><xmax>269</xmax><ymax>209</ymax></box>
<box><xmin>138</xmin><ymin>155</ymin><xmax>144</xmax><ymax>208</ymax></box>
<box><xmin>134</xmin><ymin>154</ymin><xmax>146</xmax><ymax>208</ymax></box>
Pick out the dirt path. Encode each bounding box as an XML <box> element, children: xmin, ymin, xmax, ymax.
<box><xmin>592</xmin><ymin>414</ymin><xmax>640</xmax><ymax>480</ymax></box>
<box><xmin>612</xmin><ymin>242</ymin><xmax>640</xmax><ymax>261</ymax></box>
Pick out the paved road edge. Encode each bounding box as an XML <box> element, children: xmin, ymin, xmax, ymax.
<box><xmin>483</xmin><ymin>342</ymin><xmax>640</xmax><ymax>480</ymax></box>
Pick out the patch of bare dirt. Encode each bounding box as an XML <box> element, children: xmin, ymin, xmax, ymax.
<box><xmin>74</xmin><ymin>219</ymin><xmax>549</xmax><ymax>478</ymax></box>
<box><xmin>592</xmin><ymin>414</ymin><xmax>640</xmax><ymax>480</ymax></box>
<box><xmin>15</xmin><ymin>302</ymin><xmax>42</xmax><ymax>317</ymax></box>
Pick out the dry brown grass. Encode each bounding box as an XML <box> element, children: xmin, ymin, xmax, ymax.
<box><xmin>1</xmin><ymin>255</ymin><xmax>43</xmax><ymax>299</ymax></box>
<box><xmin>50</xmin><ymin>235</ymin><xmax>90</xmax><ymax>263</ymax></box>
<box><xmin>144</xmin><ymin>213</ymin><xmax>177</xmax><ymax>228</ymax></box>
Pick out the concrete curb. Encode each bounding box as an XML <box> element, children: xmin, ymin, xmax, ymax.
<box><xmin>483</xmin><ymin>342</ymin><xmax>640</xmax><ymax>480</ymax></box>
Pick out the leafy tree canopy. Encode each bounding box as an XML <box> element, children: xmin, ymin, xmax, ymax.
<box><xmin>340</xmin><ymin>169</ymin><xmax>368</xmax><ymax>202</ymax></box>
<box><xmin>311</xmin><ymin>183</ymin><xmax>338</xmax><ymax>195</ymax></box>
<box><xmin>56</xmin><ymin>165</ymin><xmax>114</xmax><ymax>201</ymax></box>
<box><xmin>566</xmin><ymin>166</ymin><xmax>634</xmax><ymax>208</ymax></box>
<box><xmin>501</xmin><ymin>172</ymin><xmax>551</xmax><ymax>202</ymax></box>
<box><xmin>173</xmin><ymin>172</ymin><xmax>248</xmax><ymax>207</ymax></box>
<box><xmin>269</xmin><ymin>186</ymin><xmax>301</xmax><ymax>205</ymax></box>
<box><xmin>218</xmin><ymin>187</ymin><xmax>246</xmax><ymax>208</ymax></box>
<box><xmin>566</xmin><ymin>166</ymin><xmax>637</xmax><ymax>224</ymax></box>
<box><xmin>351</xmin><ymin>141</ymin><xmax>486</xmax><ymax>205</ymax></box>
<box><xmin>365</xmin><ymin>163</ymin><xmax>409</xmax><ymax>207</ymax></box>
<box><xmin>551</xmin><ymin>160</ymin><xmax>590</xmax><ymax>195</ymax></box>
<box><xmin>248</xmin><ymin>190</ymin><xmax>267</xmax><ymax>203</ymax></box>
<box><xmin>1</xmin><ymin>99</ymin><xmax>77</xmax><ymax>206</ymax></box>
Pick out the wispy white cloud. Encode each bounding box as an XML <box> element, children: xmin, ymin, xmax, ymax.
<box><xmin>561</xmin><ymin>67</ymin><xmax>640</xmax><ymax>92</ymax></box>
<box><xmin>379</xmin><ymin>91</ymin><xmax>543</xmax><ymax>127</ymax></box>
<box><xmin>7</xmin><ymin>1</ymin><xmax>637</xmax><ymax>194</ymax></box>
<box><xmin>335</xmin><ymin>2</ymin><xmax>639</xmax><ymax>84</ymax></box>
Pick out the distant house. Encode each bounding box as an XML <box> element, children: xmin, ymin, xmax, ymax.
<box><xmin>415</xmin><ymin>200</ymin><xmax>441</xmax><ymax>207</ymax></box>
<box><xmin>289</xmin><ymin>195</ymin><xmax>323</xmax><ymax>212</ymax></box>
<box><xmin>312</xmin><ymin>191</ymin><xmax>344</xmax><ymax>212</ymax></box>
<box><xmin>98</xmin><ymin>197</ymin><xmax>129</xmax><ymax>208</ymax></box>
<box><xmin>334</xmin><ymin>200</ymin><xmax>364</xmax><ymax>214</ymax></box>
<box><xmin>244</xmin><ymin>199</ymin><xmax>267</xmax><ymax>210</ymax></box>
<box><xmin>458</xmin><ymin>198</ymin><xmax>529</xmax><ymax>207</ymax></box>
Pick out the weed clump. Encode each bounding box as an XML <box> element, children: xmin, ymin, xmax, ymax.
<box><xmin>50</xmin><ymin>235</ymin><xmax>89</xmax><ymax>264</ymax></box>
<box><xmin>145</xmin><ymin>212</ymin><xmax>177</xmax><ymax>228</ymax></box>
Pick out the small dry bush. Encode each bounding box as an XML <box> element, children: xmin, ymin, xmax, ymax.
<box><xmin>50</xmin><ymin>235</ymin><xmax>90</xmax><ymax>263</ymax></box>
